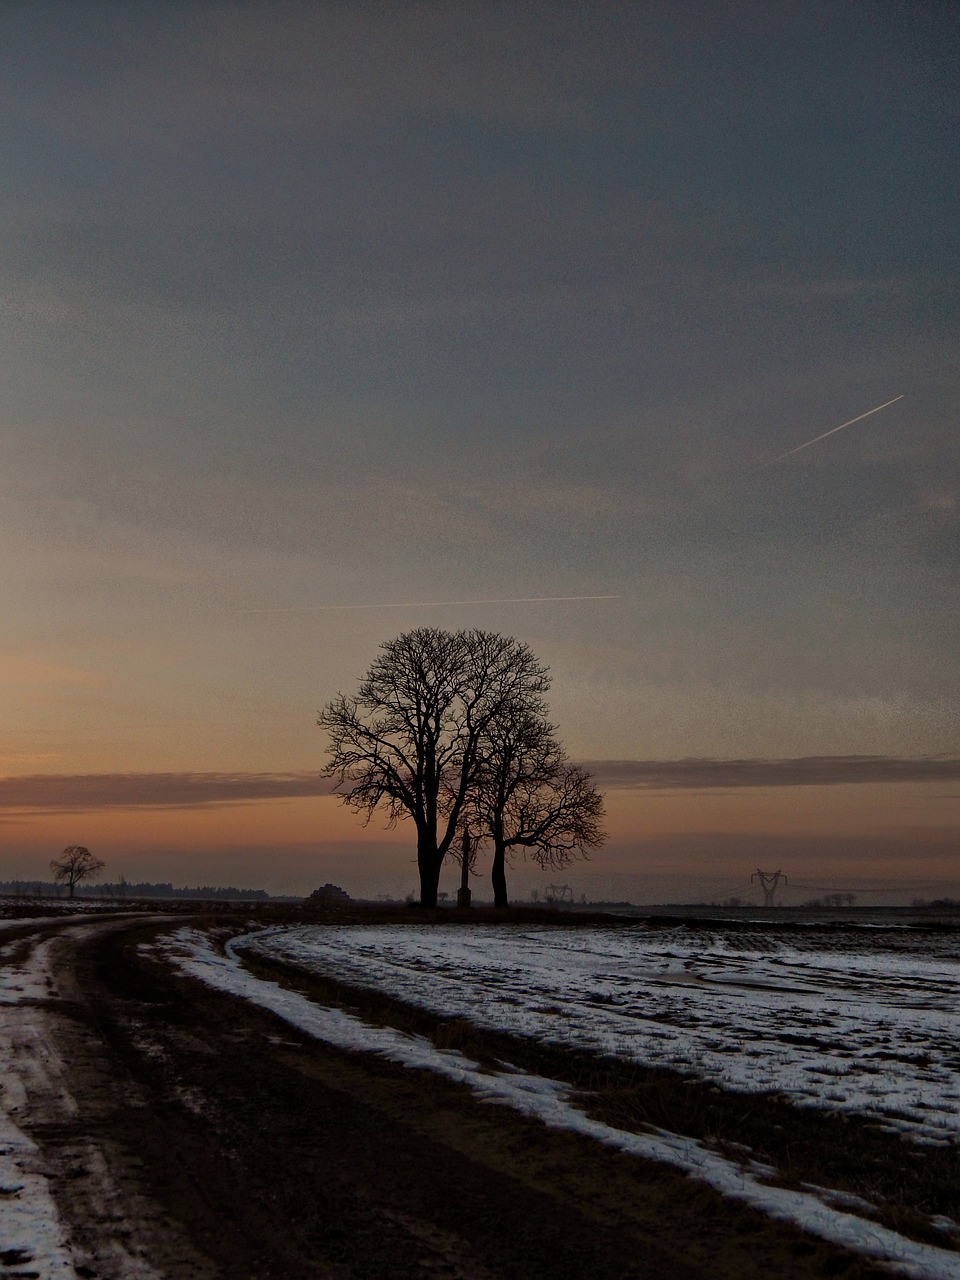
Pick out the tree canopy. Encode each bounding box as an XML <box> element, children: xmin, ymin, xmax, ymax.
<box><xmin>319</xmin><ymin>627</ymin><xmax>549</xmax><ymax>906</ymax></box>
<box><xmin>471</xmin><ymin>705</ymin><xmax>605</xmax><ymax>906</ymax></box>
<box><xmin>318</xmin><ymin>627</ymin><xmax>604</xmax><ymax>906</ymax></box>
<box><xmin>50</xmin><ymin>846</ymin><xmax>105</xmax><ymax>898</ymax></box>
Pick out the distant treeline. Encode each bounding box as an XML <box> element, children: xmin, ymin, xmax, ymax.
<box><xmin>0</xmin><ymin>880</ymin><xmax>270</xmax><ymax>900</ymax></box>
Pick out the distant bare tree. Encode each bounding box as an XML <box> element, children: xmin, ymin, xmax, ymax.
<box><xmin>471</xmin><ymin>707</ymin><xmax>606</xmax><ymax>908</ymax></box>
<box><xmin>50</xmin><ymin>846</ymin><xmax>105</xmax><ymax>899</ymax></box>
<box><xmin>319</xmin><ymin>628</ymin><xmax>549</xmax><ymax>907</ymax></box>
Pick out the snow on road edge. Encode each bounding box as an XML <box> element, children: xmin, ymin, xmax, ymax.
<box><xmin>0</xmin><ymin>919</ymin><xmax>166</xmax><ymax>1280</ymax></box>
<box><xmin>154</xmin><ymin>925</ymin><xmax>960</xmax><ymax>1280</ymax></box>
<box><xmin>0</xmin><ymin>924</ymin><xmax>97</xmax><ymax>1277</ymax></box>
<box><xmin>0</xmin><ymin>1110</ymin><xmax>76</xmax><ymax>1278</ymax></box>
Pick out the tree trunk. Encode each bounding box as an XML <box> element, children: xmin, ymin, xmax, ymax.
<box><xmin>417</xmin><ymin>841</ymin><xmax>443</xmax><ymax>908</ymax></box>
<box><xmin>456</xmin><ymin>830</ymin><xmax>472</xmax><ymax>908</ymax></box>
<box><xmin>491</xmin><ymin>842</ymin><xmax>508</xmax><ymax>908</ymax></box>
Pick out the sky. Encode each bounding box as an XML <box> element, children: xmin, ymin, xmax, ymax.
<box><xmin>1</xmin><ymin>2</ymin><xmax>958</xmax><ymax>903</ymax></box>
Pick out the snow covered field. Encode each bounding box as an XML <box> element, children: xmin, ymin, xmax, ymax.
<box><xmin>156</xmin><ymin>923</ymin><xmax>960</xmax><ymax>1279</ymax></box>
<box><xmin>242</xmin><ymin>921</ymin><xmax>960</xmax><ymax>1147</ymax></box>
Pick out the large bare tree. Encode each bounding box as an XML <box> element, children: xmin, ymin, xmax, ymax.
<box><xmin>318</xmin><ymin>627</ymin><xmax>548</xmax><ymax>906</ymax></box>
<box><xmin>50</xmin><ymin>845</ymin><xmax>105</xmax><ymax>898</ymax></box>
<box><xmin>471</xmin><ymin>709</ymin><xmax>605</xmax><ymax>907</ymax></box>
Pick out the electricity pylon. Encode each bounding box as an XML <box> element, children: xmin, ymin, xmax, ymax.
<box><xmin>751</xmin><ymin>869</ymin><xmax>787</xmax><ymax>906</ymax></box>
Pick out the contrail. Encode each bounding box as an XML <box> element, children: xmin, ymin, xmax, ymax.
<box><xmin>238</xmin><ymin>594</ymin><xmax>622</xmax><ymax>615</ymax></box>
<box><xmin>764</xmin><ymin>395</ymin><xmax>904</xmax><ymax>466</ymax></box>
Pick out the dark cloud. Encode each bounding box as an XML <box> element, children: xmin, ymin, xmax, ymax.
<box><xmin>0</xmin><ymin>772</ymin><xmax>334</xmax><ymax>813</ymax></box>
<box><xmin>2</xmin><ymin>759</ymin><xmax>958</xmax><ymax>814</ymax></box>
<box><xmin>584</xmin><ymin>756</ymin><xmax>960</xmax><ymax>790</ymax></box>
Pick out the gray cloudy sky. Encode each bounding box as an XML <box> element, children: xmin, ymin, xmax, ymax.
<box><xmin>0</xmin><ymin>2</ymin><xmax>957</xmax><ymax>894</ymax></box>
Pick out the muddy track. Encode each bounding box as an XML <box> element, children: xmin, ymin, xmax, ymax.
<box><xmin>14</xmin><ymin>916</ymin><xmax>887</xmax><ymax>1277</ymax></box>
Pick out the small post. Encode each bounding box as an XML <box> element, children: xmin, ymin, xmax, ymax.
<box><xmin>456</xmin><ymin>829</ymin><xmax>472</xmax><ymax>908</ymax></box>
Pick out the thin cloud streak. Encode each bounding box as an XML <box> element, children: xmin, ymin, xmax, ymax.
<box><xmin>237</xmin><ymin>595</ymin><xmax>622</xmax><ymax>614</ymax></box>
<box><xmin>583</xmin><ymin>756</ymin><xmax>960</xmax><ymax>790</ymax></box>
<box><xmin>0</xmin><ymin>772</ymin><xmax>335</xmax><ymax>812</ymax></box>
<box><xmin>763</xmin><ymin>395</ymin><xmax>904</xmax><ymax>466</ymax></box>
<box><xmin>2</xmin><ymin>757</ymin><xmax>959</xmax><ymax>813</ymax></box>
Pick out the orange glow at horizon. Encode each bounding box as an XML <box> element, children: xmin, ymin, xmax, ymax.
<box><xmin>0</xmin><ymin>783</ymin><xmax>955</xmax><ymax>890</ymax></box>
<box><xmin>603</xmin><ymin>781</ymin><xmax>960</xmax><ymax>840</ymax></box>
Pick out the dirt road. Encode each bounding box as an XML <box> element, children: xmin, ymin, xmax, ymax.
<box><xmin>0</xmin><ymin>915</ymin><xmax>886</xmax><ymax>1278</ymax></box>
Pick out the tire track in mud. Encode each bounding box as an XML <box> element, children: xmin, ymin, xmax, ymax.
<box><xmin>4</xmin><ymin>915</ymin><xmax>887</xmax><ymax>1278</ymax></box>
<box><xmin>1</xmin><ymin>916</ymin><xmax>216</xmax><ymax>1279</ymax></box>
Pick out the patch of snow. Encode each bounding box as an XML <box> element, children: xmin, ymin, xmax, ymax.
<box><xmin>0</xmin><ymin>1108</ymin><xmax>76</xmax><ymax>1277</ymax></box>
<box><xmin>154</xmin><ymin>925</ymin><xmax>960</xmax><ymax>1279</ymax></box>
<box><xmin>241</xmin><ymin>922</ymin><xmax>960</xmax><ymax>1146</ymax></box>
<box><xmin>0</xmin><ymin>933</ymin><xmax>86</xmax><ymax>1276</ymax></box>
<box><xmin>0</xmin><ymin>920</ymin><xmax>167</xmax><ymax>1279</ymax></box>
<box><xmin>0</xmin><ymin>915</ymin><xmax>81</xmax><ymax>932</ymax></box>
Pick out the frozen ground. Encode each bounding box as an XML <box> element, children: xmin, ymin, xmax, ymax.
<box><xmin>0</xmin><ymin>924</ymin><xmax>78</xmax><ymax>1277</ymax></box>
<box><xmin>157</xmin><ymin>925</ymin><xmax>960</xmax><ymax>1279</ymax></box>
<box><xmin>243</xmin><ymin>922</ymin><xmax>960</xmax><ymax>1147</ymax></box>
<box><xmin>0</xmin><ymin>917</ymin><xmax>171</xmax><ymax>1279</ymax></box>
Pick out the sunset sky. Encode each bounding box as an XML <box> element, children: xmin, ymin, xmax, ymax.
<box><xmin>1</xmin><ymin>3</ymin><xmax>958</xmax><ymax>902</ymax></box>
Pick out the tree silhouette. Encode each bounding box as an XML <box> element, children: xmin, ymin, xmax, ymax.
<box><xmin>319</xmin><ymin>628</ymin><xmax>549</xmax><ymax>907</ymax></box>
<box><xmin>471</xmin><ymin>707</ymin><xmax>605</xmax><ymax>907</ymax></box>
<box><xmin>50</xmin><ymin>846</ymin><xmax>105</xmax><ymax>898</ymax></box>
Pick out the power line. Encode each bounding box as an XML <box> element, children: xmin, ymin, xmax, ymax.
<box><xmin>786</xmin><ymin>882</ymin><xmax>901</xmax><ymax>895</ymax></box>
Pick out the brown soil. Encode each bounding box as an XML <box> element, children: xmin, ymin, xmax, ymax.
<box><xmin>17</xmin><ymin>915</ymin><xmax>893</xmax><ymax>1278</ymax></box>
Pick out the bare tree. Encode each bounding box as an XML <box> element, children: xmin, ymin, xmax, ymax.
<box><xmin>471</xmin><ymin>708</ymin><xmax>605</xmax><ymax>907</ymax></box>
<box><xmin>318</xmin><ymin>628</ymin><xmax>548</xmax><ymax>907</ymax></box>
<box><xmin>50</xmin><ymin>846</ymin><xmax>105</xmax><ymax>899</ymax></box>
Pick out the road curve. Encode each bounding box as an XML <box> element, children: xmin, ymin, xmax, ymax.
<box><xmin>0</xmin><ymin>914</ymin><xmax>883</xmax><ymax>1279</ymax></box>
